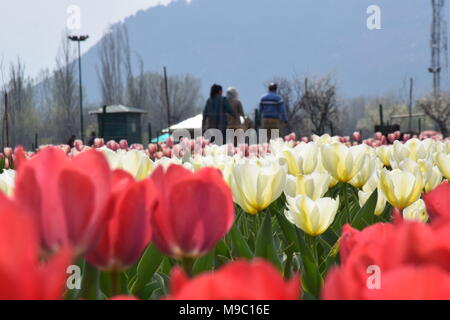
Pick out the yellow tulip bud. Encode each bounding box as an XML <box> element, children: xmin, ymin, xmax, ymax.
<box><xmin>403</xmin><ymin>199</ymin><xmax>429</xmax><ymax>223</ymax></box>
<box><xmin>321</xmin><ymin>143</ymin><xmax>367</xmax><ymax>182</ymax></box>
<box><xmin>349</xmin><ymin>154</ymin><xmax>376</xmax><ymax>189</ymax></box>
<box><xmin>282</xmin><ymin>142</ymin><xmax>319</xmax><ymax>176</ymax></box>
<box><xmin>436</xmin><ymin>152</ymin><xmax>450</xmax><ymax>180</ymax></box>
<box><xmin>418</xmin><ymin>159</ymin><xmax>443</xmax><ymax>192</ymax></box>
<box><xmin>379</xmin><ymin>168</ymin><xmax>424</xmax><ymax>209</ymax></box>
<box><xmin>0</xmin><ymin>169</ymin><xmax>15</xmax><ymax>196</ymax></box>
<box><xmin>376</xmin><ymin>145</ymin><xmax>393</xmax><ymax>167</ymax></box>
<box><xmin>285</xmin><ymin>195</ymin><xmax>339</xmax><ymax>236</ymax></box>
<box><xmin>100</xmin><ymin>148</ymin><xmax>153</xmax><ymax>180</ymax></box>
<box><xmin>392</xmin><ymin>139</ymin><xmax>433</xmax><ymax>163</ymax></box>
<box><xmin>358</xmin><ymin>188</ymin><xmax>387</xmax><ymax>216</ymax></box>
<box><xmin>230</xmin><ymin>157</ymin><xmax>287</xmax><ymax>214</ymax></box>
<box><xmin>312</xmin><ymin>134</ymin><xmax>338</xmax><ymax>146</ymax></box>
<box><xmin>284</xmin><ymin>172</ymin><xmax>331</xmax><ymax>200</ymax></box>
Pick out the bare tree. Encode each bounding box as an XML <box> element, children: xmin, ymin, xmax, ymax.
<box><xmin>299</xmin><ymin>75</ymin><xmax>339</xmax><ymax>135</ymax></box>
<box><xmin>267</xmin><ymin>75</ymin><xmax>339</xmax><ymax>136</ymax></box>
<box><xmin>417</xmin><ymin>93</ymin><xmax>450</xmax><ymax>136</ymax></box>
<box><xmin>52</xmin><ymin>34</ymin><xmax>80</xmax><ymax>140</ymax></box>
<box><xmin>97</xmin><ymin>25</ymin><xmax>128</xmax><ymax>105</ymax></box>
<box><xmin>142</xmin><ymin>72</ymin><xmax>202</xmax><ymax>135</ymax></box>
<box><xmin>7</xmin><ymin>59</ymin><xmax>39</xmax><ymax>147</ymax></box>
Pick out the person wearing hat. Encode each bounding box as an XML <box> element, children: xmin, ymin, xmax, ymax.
<box><xmin>226</xmin><ymin>87</ymin><xmax>246</xmax><ymax>130</ymax></box>
<box><xmin>259</xmin><ymin>83</ymin><xmax>288</xmax><ymax>141</ymax></box>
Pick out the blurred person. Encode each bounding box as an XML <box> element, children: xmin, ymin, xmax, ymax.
<box><xmin>259</xmin><ymin>83</ymin><xmax>288</xmax><ymax>141</ymax></box>
<box><xmin>87</xmin><ymin>131</ymin><xmax>97</xmax><ymax>147</ymax></box>
<box><xmin>226</xmin><ymin>87</ymin><xmax>245</xmax><ymax>130</ymax></box>
<box><xmin>202</xmin><ymin>84</ymin><xmax>238</xmax><ymax>143</ymax></box>
<box><xmin>67</xmin><ymin>135</ymin><xmax>76</xmax><ymax>149</ymax></box>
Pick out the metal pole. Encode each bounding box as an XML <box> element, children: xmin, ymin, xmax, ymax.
<box><xmin>4</xmin><ymin>92</ymin><xmax>9</xmax><ymax>147</ymax></box>
<box><xmin>408</xmin><ymin>78</ymin><xmax>414</xmax><ymax>132</ymax></box>
<box><xmin>77</xmin><ymin>41</ymin><xmax>84</xmax><ymax>142</ymax></box>
<box><xmin>101</xmin><ymin>105</ymin><xmax>107</xmax><ymax>139</ymax></box>
<box><xmin>379</xmin><ymin>104</ymin><xmax>384</xmax><ymax>126</ymax></box>
<box><xmin>163</xmin><ymin>66</ymin><xmax>171</xmax><ymax>128</ymax></box>
<box><xmin>148</xmin><ymin>122</ymin><xmax>152</xmax><ymax>142</ymax></box>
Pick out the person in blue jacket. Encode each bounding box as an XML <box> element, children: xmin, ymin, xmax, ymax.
<box><xmin>259</xmin><ymin>83</ymin><xmax>288</xmax><ymax>141</ymax></box>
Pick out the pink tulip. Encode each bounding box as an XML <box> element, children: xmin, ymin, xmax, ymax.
<box><xmin>107</xmin><ymin>140</ymin><xmax>119</xmax><ymax>151</ymax></box>
<box><xmin>119</xmin><ymin>140</ymin><xmax>128</xmax><ymax>150</ymax></box>
<box><xmin>74</xmin><ymin>139</ymin><xmax>84</xmax><ymax>152</ymax></box>
<box><xmin>388</xmin><ymin>133</ymin><xmax>396</xmax><ymax>143</ymax></box>
<box><xmin>166</xmin><ymin>137</ymin><xmax>174</xmax><ymax>147</ymax></box>
<box><xmin>148</xmin><ymin>144</ymin><xmax>158</xmax><ymax>154</ymax></box>
<box><xmin>3</xmin><ymin>147</ymin><xmax>12</xmax><ymax>158</ymax></box>
<box><xmin>94</xmin><ymin>138</ymin><xmax>105</xmax><ymax>148</ymax></box>
<box><xmin>403</xmin><ymin>134</ymin><xmax>411</xmax><ymax>142</ymax></box>
<box><xmin>353</xmin><ymin>131</ymin><xmax>361</xmax><ymax>142</ymax></box>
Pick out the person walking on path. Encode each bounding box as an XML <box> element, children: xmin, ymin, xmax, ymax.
<box><xmin>202</xmin><ymin>84</ymin><xmax>238</xmax><ymax>143</ymax></box>
<box><xmin>226</xmin><ymin>87</ymin><xmax>245</xmax><ymax>130</ymax></box>
<box><xmin>259</xmin><ymin>83</ymin><xmax>288</xmax><ymax>141</ymax></box>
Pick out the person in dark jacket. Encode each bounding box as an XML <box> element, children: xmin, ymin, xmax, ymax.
<box><xmin>202</xmin><ymin>84</ymin><xmax>237</xmax><ymax>143</ymax></box>
<box><xmin>87</xmin><ymin>131</ymin><xmax>96</xmax><ymax>147</ymax></box>
<box><xmin>67</xmin><ymin>135</ymin><xmax>76</xmax><ymax>149</ymax></box>
<box><xmin>259</xmin><ymin>83</ymin><xmax>288</xmax><ymax>141</ymax></box>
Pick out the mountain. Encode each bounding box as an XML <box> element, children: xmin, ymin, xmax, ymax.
<box><xmin>81</xmin><ymin>0</ymin><xmax>443</xmax><ymax>111</ymax></box>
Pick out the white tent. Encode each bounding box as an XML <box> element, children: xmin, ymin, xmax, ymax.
<box><xmin>163</xmin><ymin>114</ymin><xmax>203</xmax><ymax>132</ymax></box>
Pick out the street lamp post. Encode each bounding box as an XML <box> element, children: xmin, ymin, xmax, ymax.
<box><xmin>68</xmin><ymin>35</ymin><xmax>89</xmax><ymax>142</ymax></box>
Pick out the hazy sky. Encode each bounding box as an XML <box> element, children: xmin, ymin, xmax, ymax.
<box><xmin>0</xmin><ymin>0</ymin><xmax>175</xmax><ymax>78</ymax></box>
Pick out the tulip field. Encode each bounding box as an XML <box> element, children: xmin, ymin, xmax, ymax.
<box><xmin>0</xmin><ymin>131</ymin><xmax>450</xmax><ymax>300</ymax></box>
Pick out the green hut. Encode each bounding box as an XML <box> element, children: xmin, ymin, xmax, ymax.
<box><xmin>89</xmin><ymin>105</ymin><xmax>147</xmax><ymax>144</ymax></box>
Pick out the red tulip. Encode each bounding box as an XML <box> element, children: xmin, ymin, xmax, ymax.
<box><xmin>150</xmin><ymin>164</ymin><xmax>234</xmax><ymax>259</ymax></box>
<box><xmin>0</xmin><ymin>193</ymin><xmax>71</xmax><ymax>299</ymax></box>
<box><xmin>339</xmin><ymin>223</ymin><xmax>394</xmax><ymax>265</ymax></box>
<box><xmin>13</xmin><ymin>147</ymin><xmax>112</xmax><ymax>255</ymax></box>
<box><xmin>165</xmin><ymin>259</ymin><xmax>300</xmax><ymax>300</ymax></box>
<box><xmin>364</xmin><ymin>266</ymin><xmax>450</xmax><ymax>300</ymax></box>
<box><xmin>422</xmin><ymin>181</ymin><xmax>450</xmax><ymax>223</ymax></box>
<box><xmin>87</xmin><ymin>170</ymin><xmax>156</xmax><ymax>271</ymax></box>
<box><xmin>323</xmin><ymin>221</ymin><xmax>450</xmax><ymax>299</ymax></box>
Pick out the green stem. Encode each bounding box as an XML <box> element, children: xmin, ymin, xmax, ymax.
<box><xmin>181</xmin><ymin>258</ymin><xmax>195</xmax><ymax>277</ymax></box>
<box><xmin>284</xmin><ymin>251</ymin><xmax>293</xmax><ymax>279</ymax></box>
<box><xmin>80</xmin><ymin>261</ymin><xmax>101</xmax><ymax>300</ymax></box>
<box><xmin>110</xmin><ymin>270</ymin><xmax>121</xmax><ymax>297</ymax></box>
<box><xmin>343</xmin><ymin>183</ymin><xmax>350</xmax><ymax>224</ymax></box>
